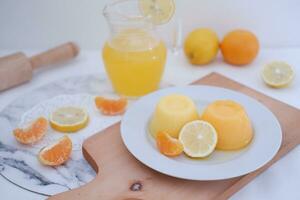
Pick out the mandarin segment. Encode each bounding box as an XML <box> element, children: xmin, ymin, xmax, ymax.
<box><xmin>39</xmin><ymin>136</ymin><xmax>72</xmax><ymax>166</ymax></box>
<box><xmin>13</xmin><ymin>117</ymin><xmax>48</xmax><ymax>144</ymax></box>
<box><xmin>95</xmin><ymin>96</ymin><xmax>127</xmax><ymax>116</ymax></box>
<box><xmin>156</xmin><ymin>131</ymin><xmax>183</xmax><ymax>157</ymax></box>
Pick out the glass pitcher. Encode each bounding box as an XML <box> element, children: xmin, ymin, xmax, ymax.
<box><xmin>102</xmin><ymin>0</ymin><xmax>167</xmax><ymax>97</ymax></box>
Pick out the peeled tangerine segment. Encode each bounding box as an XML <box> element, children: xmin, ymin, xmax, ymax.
<box><xmin>39</xmin><ymin>136</ymin><xmax>72</xmax><ymax>166</ymax></box>
<box><xmin>156</xmin><ymin>131</ymin><xmax>183</xmax><ymax>157</ymax></box>
<box><xmin>95</xmin><ymin>96</ymin><xmax>127</xmax><ymax>116</ymax></box>
<box><xmin>149</xmin><ymin>94</ymin><xmax>199</xmax><ymax>138</ymax></box>
<box><xmin>13</xmin><ymin>117</ymin><xmax>48</xmax><ymax>144</ymax></box>
<box><xmin>201</xmin><ymin>100</ymin><xmax>253</xmax><ymax>150</ymax></box>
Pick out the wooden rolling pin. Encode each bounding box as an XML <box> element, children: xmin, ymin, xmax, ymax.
<box><xmin>0</xmin><ymin>42</ymin><xmax>79</xmax><ymax>91</ymax></box>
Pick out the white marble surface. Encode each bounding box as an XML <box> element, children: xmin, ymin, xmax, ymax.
<box><xmin>0</xmin><ymin>73</ymin><xmax>171</xmax><ymax>196</ymax></box>
<box><xmin>0</xmin><ymin>49</ymin><xmax>300</xmax><ymax>199</ymax></box>
<box><xmin>0</xmin><ymin>75</ymin><xmax>127</xmax><ymax>195</ymax></box>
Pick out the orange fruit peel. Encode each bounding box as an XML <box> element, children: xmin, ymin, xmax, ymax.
<box><xmin>156</xmin><ymin>131</ymin><xmax>183</xmax><ymax>157</ymax></box>
<box><xmin>220</xmin><ymin>30</ymin><xmax>259</xmax><ymax>66</ymax></box>
<box><xmin>39</xmin><ymin>136</ymin><xmax>72</xmax><ymax>166</ymax></box>
<box><xmin>13</xmin><ymin>117</ymin><xmax>48</xmax><ymax>144</ymax></box>
<box><xmin>95</xmin><ymin>96</ymin><xmax>127</xmax><ymax>116</ymax></box>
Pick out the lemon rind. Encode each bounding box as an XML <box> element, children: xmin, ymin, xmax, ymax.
<box><xmin>179</xmin><ymin>120</ymin><xmax>217</xmax><ymax>158</ymax></box>
<box><xmin>49</xmin><ymin>108</ymin><xmax>89</xmax><ymax>133</ymax></box>
<box><xmin>261</xmin><ymin>61</ymin><xmax>294</xmax><ymax>88</ymax></box>
<box><xmin>138</xmin><ymin>0</ymin><xmax>175</xmax><ymax>25</ymax></box>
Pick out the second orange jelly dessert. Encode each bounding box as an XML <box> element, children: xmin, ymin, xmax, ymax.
<box><xmin>201</xmin><ymin>100</ymin><xmax>253</xmax><ymax>150</ymax></box>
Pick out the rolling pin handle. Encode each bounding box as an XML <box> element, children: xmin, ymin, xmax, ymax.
<box><xmin>30</xmin><ymin>42</ymin><xmax>79</xmax><ymax>70</ymax></box>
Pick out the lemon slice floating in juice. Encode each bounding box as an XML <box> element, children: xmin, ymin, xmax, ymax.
<box><xmin>50</xmin><ymin>107</ymin><xmax>89</xmax><ymax>133</ymax></box>
<box><xmin>179</xmin><ymin>120</ymin><xmax>218</xmax><ymax>158</ymax></box>
<box><xmin>261</xmin><ymin>61</ymin><xmax>294</xmax><ymax>88</ymax></box>
<box><xmin>139</xmin><ymin>0</ymin><xmax>175</xmax><ymax>25</ymax></box>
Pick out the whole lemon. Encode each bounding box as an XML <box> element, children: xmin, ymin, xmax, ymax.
<box><xmin>220</xmin><ymin>30</ymin><xmax>259</xmax><ymax>66</ymax></box>
<box><xmin>184</xmin><ymin>28</ymin><xmax>219</xmax><ymax>65</ymax></box>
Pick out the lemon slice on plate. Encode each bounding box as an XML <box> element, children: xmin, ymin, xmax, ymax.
<box><xmin>50</xmin><ymin>106</ymin><xmax>89</xmax><ymax>133</ymax></box>
<box><xmin>179</xmin><ymin>120</ymin><xmax>217</xmax><ymax>158</ymax></box>
<box><xmin>261</xmin><ymin>61</ymin><xmax>294</xmax><ymax>88</ymax></box>
<box><xmin>139</xmin><ymin>0</ymin><xmax>175</xmax><ymax>25</ymax></box>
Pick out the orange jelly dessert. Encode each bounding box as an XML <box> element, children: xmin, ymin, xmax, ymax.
<box><xmin>201</xmin><ymin>100</ymin><xmax>253</xmax><ymax>150</ymax></box>
<box><xmin>149</xmin><ymin>94</ymin><xmax>199</xmax><ymax>138</ymax></box>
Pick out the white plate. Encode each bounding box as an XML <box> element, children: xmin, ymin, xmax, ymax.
<box><xmin>121</xmin><ymin>86</ymin><xmax>282</xmax><ymax>180</ymax></box>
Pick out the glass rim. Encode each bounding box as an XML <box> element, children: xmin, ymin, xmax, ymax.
<box><xmin>103</xmin><ymin>0</ymin><xmax>150</xmax><ymax>22</ymax></box>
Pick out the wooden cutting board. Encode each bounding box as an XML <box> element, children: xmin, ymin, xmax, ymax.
<box><xmin>50</xmin><ymin>73</ymin><xmax>300</xmax><ymax>200</ymax></box>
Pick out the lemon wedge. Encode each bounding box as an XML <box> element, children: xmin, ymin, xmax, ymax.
<box><xmin>50</xmin><ymin>107</ymin><xmax>89</xmax><ymax>133</ymax></box>
<box><xmin>262</xmin><ymin>61</ymin><xmax>294</xmax><ymax>88</ymax></box>
<box><xmin>179</xmin><ymin>120</ymin><xmax>217</xmax><ymax>158</ymax></box>
<box><xmin>139</xmin><ymin>0</ymin><xmax>175</xmax><ymax>25</ymax></box>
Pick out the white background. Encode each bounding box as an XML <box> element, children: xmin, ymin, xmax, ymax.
<box><xmin>1</xmin><ymin>0</ymin><xmax>300</xmax><ymax>49</ymax></box>
<box><xmin>0</xmin><ymin>0</ymin><xmax>300</xmax><ymax>200</ymax></box>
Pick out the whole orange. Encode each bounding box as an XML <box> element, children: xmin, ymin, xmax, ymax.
<box><xmin>220</xmin><ymin>30</ymin><xmax>259</xmax><ymax>65</ymax></box>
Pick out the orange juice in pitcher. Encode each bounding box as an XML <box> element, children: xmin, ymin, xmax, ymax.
<box><xmin>102</xmin><ymin>0</ymin><xmax>174</xmax><ymax>97</ymax></box>
<box><xmin>103</xmin><ymin>29</ymin><xmax>166</xmax><ymax>97</ymax></box>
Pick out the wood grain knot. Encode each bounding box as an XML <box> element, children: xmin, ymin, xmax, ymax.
<box><xmin>130</xmin><ymin>181</ymin><xmax>142</xmax><ymax>191</ymax></box>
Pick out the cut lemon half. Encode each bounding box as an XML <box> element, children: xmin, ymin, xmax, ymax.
<box><xmin>179</xmin><ymin>120</ymin><xmax>217</xmax><ymax>158</ymax></box>
<box><xmin>39</xmin><ymin>135</ymin><xmax>72</xmax><ymax>166</ymax></box>
<box><xmin>139</xmin><ymin>0</ymin><xmax>175</xmax><ymax>25</ymax></box>
<box><xmin>50</xmin><ymin>106</ymin><xmax>89</xmax><ymax>133</ymax></box>
<box><xmin>262</xmin><ymin>61</ymin><xmax>294</xmax><ymax>88</ymax></box>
